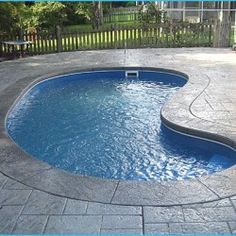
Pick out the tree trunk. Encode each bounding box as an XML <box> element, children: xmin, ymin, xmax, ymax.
<box><xmin>98</xmin><ymin>1</ymin><xmax>103</xmax><ymax>26</ymax></box>
<box><xmin>213</xmin><ymin>1</ymin><xmax>231</xmax><ymax>47</ymax></box>
<box><xmin>91</xmin><ymin>1</ymin><xmax>103</xmax><ymax>29</ymax></box>
<box><xmin>234</xmin><ymin>8</ymin><xmax>236</xmax><ymax>43</ymax></box>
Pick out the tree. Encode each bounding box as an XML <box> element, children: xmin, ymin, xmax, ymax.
<box><xmin>74</xmin><ymin>2</ymin><xmax>103</xmax><ymax>30</ymax></box>
<box><xmin>63</xmin><ymin>3</ymin><xmax>88</xmax><ymax>25</ymax></box>
<box><xmin>0</xmin><ymin>3</ymin><xmax>31</xmax><ymax>34</ymax></box>
<box><xmin>0</xmin><ymin>3</ymin><xmax>16</xmax><ymax>33</ymax></box>
<box><xmin>213</xmin><ymin>1</ymin><xmax>231</xmax><ymax>47</ymax></box>
<box><xmin>91</xmin><ymin>2</ymin><xmax>103</xmax><ymax>29</ymax></box>
<box><xmin>0</xmin><ymin>2</ymin><xmax>105</xmax><ymax>33</ymax></box>
<box><xmin>138</xmin><ymin>3</ymin><xmax>162</xmax><ymax>27</ymax></box>
<box><xmin>74</xmin><ymin>2</ymin><xmax>93</xmax><ymax>24</ymax></box>
<box><xmin>30</xmin><ymin>2</ymin><xmax>67</xmax><ymax>31</ymax></box>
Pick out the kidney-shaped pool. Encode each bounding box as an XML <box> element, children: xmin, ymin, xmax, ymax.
<box><xmin>6</xmin><ymin>69</ymin><xmax>236</xmax><ymax>181</ymax></box>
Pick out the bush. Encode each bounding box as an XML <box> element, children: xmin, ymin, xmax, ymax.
<box><xmin>138</xmin><ymin>3</ymin><xmax>162</xmax><ymax>27</ymax></box>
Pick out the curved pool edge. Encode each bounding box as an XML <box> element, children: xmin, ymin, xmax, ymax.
<box><xmin>0</xmin><ymin>65</ymin><xmax>236</xmax><ymax>206</ymax></box>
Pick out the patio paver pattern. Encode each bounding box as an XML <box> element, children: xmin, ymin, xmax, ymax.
<box><xmin>0</xmin><ymin>48</ymin><xmax>236</xmax><ymax>234</ymax></box>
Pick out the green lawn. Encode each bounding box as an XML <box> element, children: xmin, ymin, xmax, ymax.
<box><xmin>64</xmin><ymin>22</ymin><xmax>235</xmax><ymax>46</ymax></box>
<box><xmin>25</xmin><ymin>26</ymin><xmax>212</xmax><ymax>55</ymax></box>
<box><xmin>65</xmin><ymin>21</ymin><xmax>140</xmax><ymax>32</ymax></box>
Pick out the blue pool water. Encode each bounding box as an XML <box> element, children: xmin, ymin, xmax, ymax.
<box><xmin>6</xmin><ymin>70</ymin><xmax>236</xmax><ymax>181</ymax></box>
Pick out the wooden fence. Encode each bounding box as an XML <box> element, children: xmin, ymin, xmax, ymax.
<box><xmin>103</xmin><ymin>12</ymin><xmax>139</xmax><ymax>23</ymax></box>
<box><xmin>0</xmin><ymin>23</ymin><xmax>213</xmax><ymax>58</ymax></box>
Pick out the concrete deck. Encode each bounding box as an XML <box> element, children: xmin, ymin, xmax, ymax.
<box><xmin>0</xmin><ymin>48</ymin><xmax>236</xmax><ymax>233</ymax></box>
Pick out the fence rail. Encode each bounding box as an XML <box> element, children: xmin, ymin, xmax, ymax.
<box><xmin>0</xmin><ymin>23</ymin><xmax>213</xmax><ymax>58</ymax></box>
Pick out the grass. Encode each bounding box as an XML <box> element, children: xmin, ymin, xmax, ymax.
<box><xmin>25</xmin><ymin>27</ymin><xmax>212</xmax><ymax>54</ymax></box>
<box><xmin>65</xmin><ymin>21</ymin><xmax>140</xmax><ymax>32</ymax></box>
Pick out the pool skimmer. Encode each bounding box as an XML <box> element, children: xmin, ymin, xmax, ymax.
<box><xmin>125</xmin><ymin>70</ymin><xmax>139</xmax><ymax>78</ymax></box>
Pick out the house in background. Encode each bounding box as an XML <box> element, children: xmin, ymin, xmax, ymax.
<box><xmin>136</xmin><ymin>1</ymin><xmax>235</xmax><ymax>24</ymax></box>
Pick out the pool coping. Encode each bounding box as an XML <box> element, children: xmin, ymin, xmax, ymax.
<box><xmin>0</xmin><ymin>65</ymin><xmax>236</xmax><ymax>206</ymax></box>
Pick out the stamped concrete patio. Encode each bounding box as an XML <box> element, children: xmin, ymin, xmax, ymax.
<box><xmin>0</xmin><ymin>48</ymin><xmax>236</xmax><ymax>234</ymax></box>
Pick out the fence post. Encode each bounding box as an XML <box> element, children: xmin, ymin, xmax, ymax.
<box><xmin>208</xmin><ymin>24</ymin><xmax>212</xmax><ymax>46</ymax></box>
<box><xmin>56</xmin><ymin>25</ymin><xmax>62</xmax><ymax>53</ymax></box>
<box><xmin>20</xmin><ymin>29</ymin><xmax>24</xmax><ymax>40</ymax></box>
<box><xmin>169</xmin><ymin>22</ymin><xmax>173</xmax><ymax>47</ymax></box>
<box><xmin>110</xmin><ymin>24</ymin><xmax>113</xmax><ymax>48</ymax></box>
<box><xmin>138</xmin><ymin>27</ymin><xmax>141</xmax><ymax>47</ymax></box>
<box><xmin>0</xmin><ymin>41</ymin><xmax>2</xmax><ymax>57</ymax></box>
<box><xmin>234</xmin><ymin>12</ymin><xmax>236</xmax><ymax>44</ymax></box>
<box><xmin>109</xmin><ymin>13</ymin><xmax>112</xmax><ymax>23</ymax></box>
<box><xmin>114</xmin><ymin>24</ymin><xmax>117</xmax><ymax>49</ymax></box>
<box><xmin>0</xmin><ymin>33</ymin><xmax>3</xmax><ymax>57</ymax></box>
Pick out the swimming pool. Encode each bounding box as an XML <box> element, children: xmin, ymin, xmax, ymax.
<box><xmin>6</xmin><ymin>69</ymin><xmax>236</xmax><ymax>181</ymax></box>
